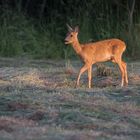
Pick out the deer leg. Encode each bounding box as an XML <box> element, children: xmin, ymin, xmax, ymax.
<box><xmin>76</xmin><ymin>64</ymin><xmax>88</xmax><ymax>87</ymax></box>
<box><xmin>88</xmin><ymin>66</ymin><xmax>92</xmax><ymax>88</ymax></box>
<box><xmin>121</xmin><ymin>61</ymin><xmax>128</xmax><ymax>85</ymax></box>
<box><xmin>117</xmin><ymin>61</ymin><xmax>125</xmax><ymax>87</ymax></box>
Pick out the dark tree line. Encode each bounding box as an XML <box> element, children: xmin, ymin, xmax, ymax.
<box><xmin>1</xmin><ymin>0</ymin><xmax>138</xmax><ymax>22</ymax></box>
<box><xmin>0</xmin><ymin>0</ymin><xmax>140</xmax><ymax>59</ymax></box>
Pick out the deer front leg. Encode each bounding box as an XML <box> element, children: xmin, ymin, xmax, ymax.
<box><xmin>88</xmin><ymin>66</ymin><xmax>92</xmax><ymax>88</ymax></box>
<box><xmin>76</xmin><ymin>64</ymin><xmax>88</xmax><ymax>87</ymax></box>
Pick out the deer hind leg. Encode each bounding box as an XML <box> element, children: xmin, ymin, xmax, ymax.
<box><xmin>121</xmin><ymin>60</ymin><xmax>128</xmax><ymax>85</ymax></box>
<box><xmin>118</xmin><ymin>62</ymin><xmax>125</xmax><ymax>87</ymax></box>
<box><xmin>88</xmin><ymin>66</ymin><xmax>92</xmax><ymax>88</ymax></box>
<box><xmin>112</xmin><ymin>56</ymin><xmax>125</xmax><ymax>87</ymax></box>
<box><xmin>115</xmin><ymin>59</ymin><xmax>125</xmax><ymax>87</ymax></box>
<box><xmin>76</xmin><ymin>64</ymin><xmax>88</xmax><ymax>87</ymax></box>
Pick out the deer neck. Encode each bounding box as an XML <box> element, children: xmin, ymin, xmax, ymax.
<box><xmin>72</xmin><ymin>39</ymin><xmax>82</xmax><ymax>55</ymax></box>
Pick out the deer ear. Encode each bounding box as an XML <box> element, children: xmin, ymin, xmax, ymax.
<box><xmin>66</xmin><ymin>24</ymin><xmax>73</xmax><ymax>32</ymax></box>
<box><xmin>74</xmin><ymin>26</ymin><xmax>79</xmax><ymax>33</ymax></box>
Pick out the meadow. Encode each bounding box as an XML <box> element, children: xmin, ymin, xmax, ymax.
<box><xmin>0</xmin><ymin>57</ymin><xmax>139</xmax><ymax>140</ymax></box>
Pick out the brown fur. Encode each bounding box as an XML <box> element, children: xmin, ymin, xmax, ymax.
<box><xmin>65</xmin><ymin>26</ymin><xmax>128</xmax><ymax>88</ymax></box>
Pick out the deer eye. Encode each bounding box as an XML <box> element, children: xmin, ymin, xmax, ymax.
<box><xmin>70</xmin><ymin>34</ymin><xmax>73</xmax><ymax>37</ymax></box>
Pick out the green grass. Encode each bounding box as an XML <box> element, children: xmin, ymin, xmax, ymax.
<box><xmin>0</xmin><ymin>58</ymin><xmax>139</xmax><ymax>140</ymax></box>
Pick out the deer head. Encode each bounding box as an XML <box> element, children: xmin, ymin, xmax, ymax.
<box><xmin>65</xmin><ymin>24</ymin><xmax>79</xmax><ymax>44</ymax></box>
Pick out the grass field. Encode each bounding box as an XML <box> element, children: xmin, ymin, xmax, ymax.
<box><xmin>0</xmin><ymin>58</ymin><xmax>140</xmax><ymax>140</ymax></box>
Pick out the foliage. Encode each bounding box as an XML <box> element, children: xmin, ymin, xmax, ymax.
<box><xmin>0</xmin><ymin>0</ymin><xmax>140</xmax><ymax>59</ymax></box>
<box><xmin>0</xmin><ymin>6</ymin><xmax>63</xmax><ymax>59</ymax></box>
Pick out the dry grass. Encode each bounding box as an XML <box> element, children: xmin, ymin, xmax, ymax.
<box><xmin>0</xmin><ymin>58</ymin><xmax>139</xmax><ymax>140</ymax></box>
<box><xmin>96</xmin><ymin>63</ymin><xmax>113</xmax><ymax>76</ymax></box>
<box><xmin>10</xmin><ymin>68</ymin><xmax>45</xmax><ymax>88</ymax></box>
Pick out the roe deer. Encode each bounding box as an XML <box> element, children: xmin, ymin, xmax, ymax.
<box><xmin>65</xmin><ymin>25</ymin><xmax>128</xmax><ymax>88</ymax></box>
